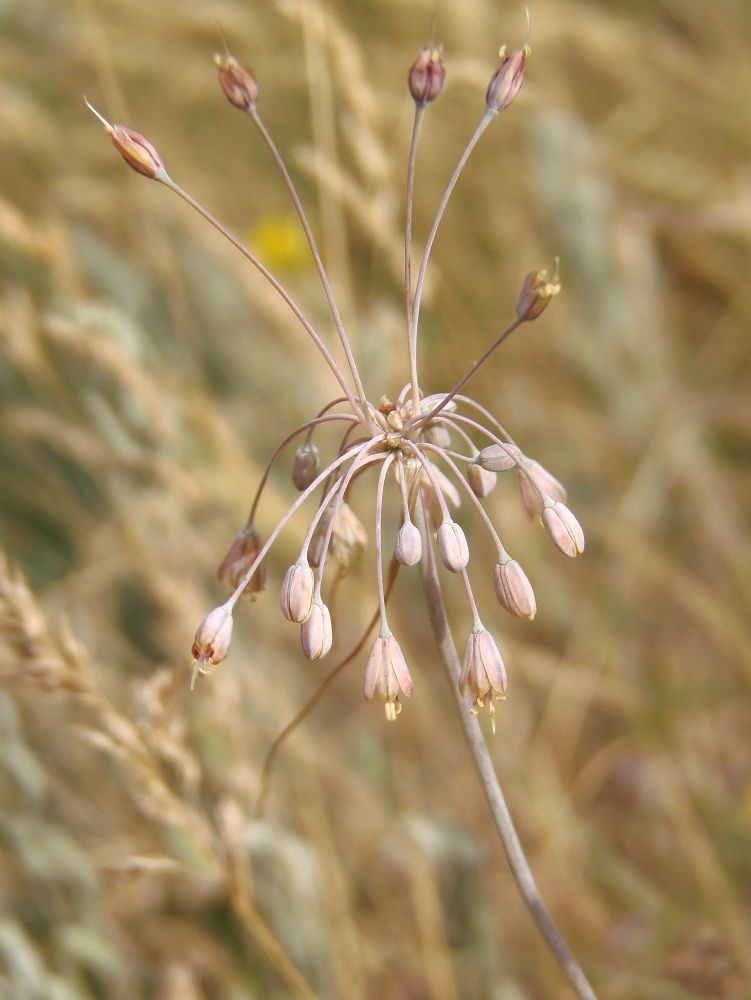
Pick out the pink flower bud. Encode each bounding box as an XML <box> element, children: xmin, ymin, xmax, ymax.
<box><xmin>518</xmin><ymin>459</ymin><xmax>567</xmax><ymax>519</ymax></box>
<box><xmin>516</xmin><ymin>265</ymin><xmax>561</xmax><ymax>322</ymax></box>
<box><xmin>86</xmin><ymin>99</ymin><xmax>165</xmax><ymax>179</ymax></box>
<box><xmin>437</xmin><ymin>520</ymin><xmax>469</xmax><ymax>572</ymax></box>
<box><xmin>215</xmin><ymin>54</ymin><xmax>259</xmax><ymax>110</ymax></box>
<box><xmin>395</xmin><ymin>520</ymin><xmax>422</xmax><ymax>566</ymax></box>
<box><xmin>300</xmin><ymin>597</ymin><xmax>333</xmax><ymax>660</ymax></box>
<box><xmin>291</xmin><ymin>441</ymin><xmax>320</xmax><ymax>491</ymax></box>
<box><xmin>331</xmin><ymin>502</ymin><xmax>367</xmax><ymax>572</ymax></box>
<box><xmin>280</xmin><ymin>560</ymin><xmax>315</xmax><ymax>622</ymax></box>
<box><xmin>494</xmin><ymin>560</ymin><xmax>536</xmax><ymax>620</ymax></box>
<box><xmin>485</xmin><ymin>47</ymin><xmax>526</xmax><ymax>113</ymax></box>
<box><xmin>459</xmin><ymin>627</ymin><xmax>507</xmax><ymax>731</ymax></box>
<box><xmin>542</xmin><ymin>501</ymin><xmax>585</xmax><ymax>557</ymax></box>
<box><xmin>191</xmin><ymin>606</ymin><xmax>233</xmax><ymax>668</ymax></box>
<box><xmin>467</xmin><ymin>462</ymin><xmax>497</xmax><ymax>498</ymax></box>
<box><xmin>216</xmin><ymin>524</ymin><xmax>265</xmax><ymax>597</ymax></box>
<box><xmin>477</xmin><ymin>443</ymin><xmax>522</xmax><ymax>472</ymax></box>
<box><xmin>364</xmin><ymin>631</ymin><xmax>414</xmax><ymax>720</ymax></box>
<box><xmin>408</xmin><ymin>46</ymin><xmax>446</xmax><ymax>105</ymax></box>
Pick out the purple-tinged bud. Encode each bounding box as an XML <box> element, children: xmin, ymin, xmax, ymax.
<box><xmin>542</xmin><ymin>501</ymin><xmax>585</xmax><ymax>557</ymax></box>
<box><xmin>364</xmin><ymin>631</ymin><xmax>414</xmax><ymax>721</ymax></box>
<box><xmin>214</xmin><ymin>53</ymin><xmax>259</xmax><ymax>111</ymax></box>
<box><xmin>280</xmin><ymin>560</ymin><xmax>315</xmax><ymax>622</ymax></box>
<box><xmin>494</xmin><ymin>560</ymin><xmax>536</xmax><ymax>620</ymax></box>
<box><xmin>516</xmin><ymin>264</ymin><xmax>561</xmax><ymax>321</ymax></box>
<box><xmin>395</xmin><ymin>520</ymin><xmax>422</xmax><ymax>566</ymax></box>
<box><xmin>331</xmin><ymin>503</ymin><xmax>368</xmax><ymax>572</ymax></box>
<box><xmin>291</xmin><ymin>441</ymin><xmax>320</xmax><ymax>492</ymax></box>
<box><xmin>467</xmin><ymin>462</ymin><xmax>497</xmax><ymax>498</ymax></box>
<box><xmin>485</xmin><ymin>47</ymin><xmax>527</xmax><ymax>113</ymax></box>
<box><xmin>477</xmin><ymin>443</ymin><xmax>522</xmax><ymax>472</ymax></box>
<box><xmin>217</xmin><ymin>524</ymin><xmax>265</xmax><ymax>598</ymax></box>
<box><xmin>86</xmin><ymin>99</ymin><xmax>164</xmax><ymax>179</ymax></box>
<box><xmin>300</xmin><ymin>597</ymin><xmax>333</xmax><ymax>660</ymax></box>
<box><xmin>191</xmin><ymin>605</ymin><xmax>233</xmax><ymax>682</ymax></box>
<box><xmin>518</xmin><ymin>459</ymin><xmax>567</xmax><ymax>519</ymax></box>
<box><xmin>408</xmin><ymin>46</ymin><xmax>446</xmax><ymax>105</ymax></box>
<box><xmin>437</xmin><ymin>520</ymin><xmax>469</xmax><ymax>572</ymax></box>
<box><xmin>460</xmin><ymin>627</ymin><xmax>507</xmax><ymax>731</ymax></box>
<box><xmin>422</xmin><ymin>423</ymin><xmax>451</xmax><ymax>449</ymax></box>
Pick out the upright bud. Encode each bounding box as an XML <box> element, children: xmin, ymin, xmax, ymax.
<box><xmin>395</xmin><ymin>519</ymin><xmax>422</xmax><ymax>566</ymax></box>
<box><xmin>494</xmin><ymin>560</ymin><xmax>537</xmax><ymax>620</ymax></box>
<box><xmin>437</xmin><ymin>520</ymin><xmax>469</xmax><ymax>572</ymax></box>
<box><xmin>542</xmin><ymin>501</ymin><xmax>585</xmax><ymax>557</ymax></box>
<box><xmin>364</xmin><ymin>631</ymin><xmax>414</xmax><ymax>721</ymax></box>
<box><xmin>291</xmin><ymin>442</ymin><xmax>320</xmax><ymax>492</ymax></box>
<box><xmin>477</xmin><ymin>443</ymin><xmax>522</xmax><ymax>472</ymax></box>
<box><xmin>300</xmin><ymin>597</ymin><xmax>333</xmax><ymax>660</ymax></box>
<box><xmin>215</xmin><ymin>54</ymin><xmax>259</xmax><ymax>111</ymax></box>
<box><xmin>467</xmin><ymin>462</ymin><xmax>497</xmax><ymax>498</ymax></box>
<box><xmin>516</xmin><ymin>263</ymin><xmax>561</xmax><ymax>321</ymax></box>
<box><xmin>191</xmin><ymin>605</ymin><xmax>233</xmax><ymax>687</ymax></box>
<box><xmin>280</xmin><ymin>560</ymin><xmax>315</xmax><ymax>622</ymax></box>
<box><xmin>518</xmin><ymin>458</ymin><xmax>567</xmax><ymax>519</ymax></box>
<box><xmin>217</xmin><ymin>524</ymin><xmax>266</xmax><ymax>597</ymax></box>
<box><xmin>485</xmin><ymin>46</ymin><xmax>527</xmax><ymax>113</ymax></box>
<box><xmin>86</xmin><ymin>100</ymin><xmax>165</xmax><ymax>179</ymax></box>
<box><xmin>408</xmin><ymin>46</ymin><xmax>446</xmax><ymax>105</ymax></box>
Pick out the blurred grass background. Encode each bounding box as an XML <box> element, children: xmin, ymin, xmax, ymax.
<box><xmin>1</xmin><ymin>0</ymin><xmax>751</xmax><ymax>997</ymax></box>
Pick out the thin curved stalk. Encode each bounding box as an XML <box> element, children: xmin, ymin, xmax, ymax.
<box><xmin>415</xmin><ymin>500</ymin><xmax>598</xmax><ymax>1000</ymax></box>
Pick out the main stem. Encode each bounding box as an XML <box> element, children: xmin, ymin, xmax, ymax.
<box><xmin>416</xmin><ymin>502</ymin><xmax>597</xmax><ymax>1000</ymax></box>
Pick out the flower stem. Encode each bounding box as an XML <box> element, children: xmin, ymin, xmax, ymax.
<box><xmin>415</xmin><ymin>501</ymin><xmax>598</xmax><ymax>1000</ymax></box>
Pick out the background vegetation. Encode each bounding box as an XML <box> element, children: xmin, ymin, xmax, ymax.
<box><xmin>1</xmin><ymin>0</ymin><xmax>750</xmax><ymax>996</ymax></box>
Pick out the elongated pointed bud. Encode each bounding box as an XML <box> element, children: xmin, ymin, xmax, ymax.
<box><xmin>516</xmin><ymin>263</ymin><xmax>561</xmax><ymax>321</ymax></box>
<box><xmin>437</xmin><ymin>520</ymin><xmax>469</xmax><ymax>572</ymax></box>
<box><xmin>217</xmin><ymin>524</ymin><xmax>265</xmax><ymax>597</ymax></box>
<box><xmin>518</xmin><ymin>458</ymin><xmax>567</xmax><ymax>519</ymax></box>
<box><xmin>291</xmin><ymin>442</ymin><xmax>320</xmax><ymax>491</ymax></box>
<box><xmin>280</xmin><ymin>560</ymin><xmax>315</xmax><ymax>622</ymax></box>
<box><xmin>191</xmin><ymin>605</ymin><xmax>233</xmax><ymax>687</ymax></box>
<box><xmin>300</xmin><ymin>597</ymin><xmax>332</xmax><ymax>660</ymax></box>
<box><xmin>542</xmin><ymin>501</ymin><xmax>585</xmax><ymax>557</ymax></box>
<box><xmin>215</xmin><ymin>53</ymin><xmax>259</xmax><ymax>110</ymax></box>
<box><xmin>459</xmin><ymin>627</ymin><xmax>507</xmax><ymax>732</ymax></box>
<box><xmin>408</xmin><ymin>46</ymin><xmax>446</xmax><ymax>105</ymax></box>
<box><xmin>494</xmin><ymin>560</ymin><xmax>536</xmax><ymax>620</ymax></box>
<box><xmin>364</xmin><ymin>631</ymin><xmax>414</xmax><ymax>721</ymax></box>
<box><xmin>395</xmin><ymin>520</ymin><xmax>422</xmax><ymax>566</ymax></box>
<box><xmin>86</xmin><ymin>100</ymin><xmax>164</xmax><ymax>179</ymax></box>
<box><xmin>477</xmin><ymin>443</ymin><xmax>522</xmax><ymax>472</ymax></box>
<box><xmin>485</xmin><ymin>46</ymin><xmax>527</xmax><ymax>113</ymax></box>
<box><xmin>467</xmin><ymin>462</ymin><xmax>497</xmax><ymax>498</ymax></box>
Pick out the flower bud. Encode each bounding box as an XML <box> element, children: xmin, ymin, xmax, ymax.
<box><xmin>494</xmin><ymin>560</ymin><xmax>536</xmax><ymax>620</ymax></box>
<box><xmin>421</xmin><ymin>423</ymin><xmax>451</xmax><ymax>449</ymax></box>
<box><xmin>215</xmin><ymin>53</ymin><xmax>259</xmax><ymax>110</ymax></box>
<box><xmin>217</xmin><ymin>524</ymin><xmax>265</xmax><ymax>597</ymax></box>
<box><xmin>516</xmin><ymin>264</ymin><xmax>561</xmax><ymax>321</ymax></box>
<box><xmin>280</xmin><ymin>560</ymin><xmax>315</xmax><ymax>622</ymax></box>
<box><xmin>331</xmin><ymin>502</ymin><xmax>367</xmax><ymax>572</ymax></box>
<box><xmin>300</xmin><ymin>597</ymin><xmax>333</xmax><ymax>660</ymax></box>
<box><xmin>86</xmin><ymin>99</ymin><xmax>164</xmax><ymax>179</ymax></box>
<box><xmin>408</xmin><ymin>46</ymin><xmax>446</xmax><ymax>105</ymax></box>
<box><xmin>542</xmin><ymin>501</ymin><xmax>585</xmax><ymax>557</ymax></box>
<box><xmin>460</xmin><ymin>627</ymin><xmax>507</xmax><ymax>731</ymax></box>
<box><xmin>518</xmin><ymin>459</ymin><xmax>567</xmax><ymax>519</ymax></box>
<box><xmin>437</xmin><ymin>520</ymin><xmax>469</xmax><ymax>572</ymax></box>
<box><xmin>291</xmin><ymin>441</ymin><xmax>320</xmax><ymax>492</ymax></box>
<box><xmin>364</xmin><ymin>631</ymin><xmax>414</xmax><ymax>721</ymax></box>
<box><xmin>477</xmin><ymin>443</ymin><xmax>522</xmax><ymax>472</ymax></box>
<box><xmin>485</xmin><ymin>47</ymin><xmax>526</xmax><ymax>113</ymax></box>
<box><xmin>421</xmin><ymin>464</ymin><xmax>460</xmax><ymax>530</ymax></box>
<box><xmin>467</xmin><ymin>462</ymin><xmax>497</xmax><ymax>498</ymax></box>
<box><xmin>395</xmin><ymin>520</ymin><xmax>422</xmax><ymax>566</ymax></box>
<box><xmin>191</xmin><ymin>605</ymin><xmax>233</xmax><ymax>683</ymax></box>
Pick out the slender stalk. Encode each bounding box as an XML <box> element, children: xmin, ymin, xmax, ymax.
<box><xmin>158</xmin><ymin>174</ymin><xmax>361</xmax><ymax>415</ymax></box>
<box><xmin>248</xmin><ymin>108</ymin><xmax>373</xmax><ymax>432</ymax></box>
<box><xmin>374</xmin><ymin>455</ymin><xmax>395</xmax><ymax>626</ymax></box>
<box><xmin>415</xmin><ymin>500</ymin><xmax>597</xmax><ymax>1000</ymax></box>
<box><xmin>405</xmin><ymin>104</ymin><xmax>426</xmax><ymax>413</ymax></box>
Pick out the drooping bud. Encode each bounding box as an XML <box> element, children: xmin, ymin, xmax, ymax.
<box><xmin>191</xmin><ymin>605</ymin><xmax>233</xmax><ymax>687</ymax></box>
<box><xmin>467</xmin><ymin>462</ymin><xmax>497</xmax><ymax>498</ymax></box>
<box><xmin>422</xmin><ymin>464</ymin><xmax>461</xmax><ymax>530</ymax></box>
<box><xmin>542</xmin><ymin>501</ymin><xmax>585</xmax><ymax>557</ymax></box>
<box><xmin>437</xmin><ymin>520</ymin><xmax>469</xmax><ymax>572</ymax></box>
<box><xmin>408</xmin><ymin>46</ymin><xmax>446</xmax><ymax>105</ymax></box>
<box><xmin>516</xmin><ymin>263</ymin><xmax>561</xmax><ymax>321</ymax></box>
<box><xmin>518</xmin><ymin>458</ymin><xmax>567</xmax><ymax>519</ymax></box>
<box><xmin>86</xmin><ymin>99</ymin><xmax>164</xmax><ymax>179</ymax></box>
<box><xmin>291</xmin><ymin>441</ymin><xmax>320</xmax><ymax>492</ymax></box>
<box><xmin>300</xmin><ymin>597</ymin><xmax>333</xmax><ymax>660</ymax></box>
<box><xmin>364</xmin><ymin>631</ymin><xmax>414</xmax><ymax>721</ymax></box>
<box><xmin>494</xmin><ymin>559</ymin><xmax>536</xmax><ymax>620</ymax></box>
<box><xmin>217</xmin><ymin>524</ymin><xmax>266</xmax><ymax>597</ymax></box>
<box><xmin>395</xmin><ymin>519</ymin><xmax>422</xmax><ymax>566</ymax></box>
<box><xmin>421</xmin><ymin>423</ymin><xmax>451</xmax><ymax>449</ymax></box>
<box><xmin>331</xmin><ymin>502</ymin><xmax>367</xmax><ymax>572</ymax></box>
<box><xmin>280</xmin><ymin>560</ymin><xmax>315</xmax><ymax>622</ymax></box>
<box><xmin>485</xmin><ymin>46</ymin><xmax>527</xmax><ymax>113</ymax></box>
<box><xmin>214</xmin><ymin>53</ymin><xmax>259</xmax><ymax>111</ymax></box>
<box><xmin>477</xmin><ymin>443</ymin><xmax>522</xmax><ymax>472</ymax></box>
<box><xmin>460</xmin><ymin>627</ymin><xmax>507</xmax><ymax>732</ymax></box>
